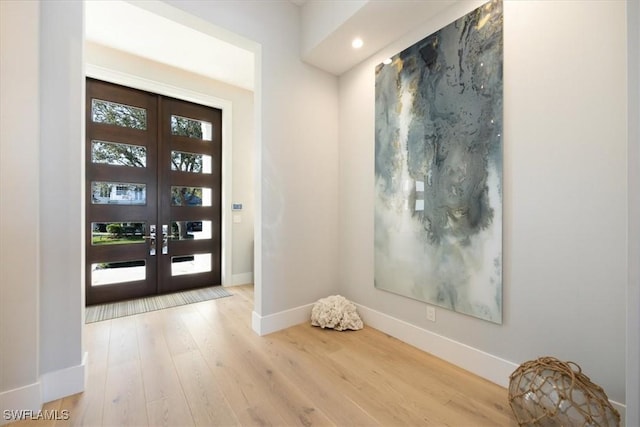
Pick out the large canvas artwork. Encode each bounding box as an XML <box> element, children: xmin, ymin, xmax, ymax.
<box><xmin>374</xmin><ymin>0</ymin><xmax>503</xmax><ymax>323</ymax></box>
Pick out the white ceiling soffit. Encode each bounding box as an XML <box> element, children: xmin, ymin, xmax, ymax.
<box><xmin>85</xmin><ymin>0</ymin><xmax>255</xmax><ymax>91</ymax></box>
<box><xmin>301</xmin><ymin>0</ymin><xmax>458</xmax><ymax>76</ymax></box>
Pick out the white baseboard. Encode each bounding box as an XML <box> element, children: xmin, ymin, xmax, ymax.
<box><xmin>0</xmin><ymin>382</ymin><xmax>41</xmax><ymax>426</ymax></box>
<box><xmin>40</xmin><ymin>352</ymin><xmax>87</xmax><ymax>403</ymax></box>
<box><xmin>611</xmin><ymin>401</ymin><xmax>626</xmax><ymax>425</ymax></box>
<box><xmin>248</xmin><ymin>301</ymin><xmax>517</xmax><ymax>383</ymax></box>
<box><xmin>251</xmin><ymin>303</ymin><xmax>313</xmax><ymax>336</ymax></box>
<box><xmin>247</xmin><ymin>300</ymin><xmax>627</xmax><ymax>420</ymax></box>
<box><xmin>231</xmin><ymin>272</ymin><xmax>253</xmax><ymax>286</ymax></box>
<box><xmin>356</xmin><ymin>303</ymin><xmax>626</xmax><ymax>421</ymax></box>
<box><xmin>0</xmin><ymin>353</ymin><xmax>87</xmax><ymax>425</ymax></box>
<box><xmin>356</xmin><ymin>304</ymin><xmax>518</xmax><ymax>388</ymax></box>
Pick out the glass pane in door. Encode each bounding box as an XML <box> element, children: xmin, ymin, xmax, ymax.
<box><xmin>171</xmin><ymin>253</ymin><xmax>212</xmax><ymax>276</ymax></box>
<box><xmin>92</xmin><ymin>99</ymin><xmax>147</xmax><ymax>130</ymax></box>
<box><xmin>170</xmin><ymin>115</ymin><xmax>212</xmax><ymax>140</ymax></box>
<box><xmin>91</xmin><ymin>260</ymin><xmax>146</xmax><ymax>286</ymax></box>
<box><xmin>91</xmin><ymin>222</ymin><xmax>146</xmax><ymax>245</ymax></box>
<box><xmin>170</xmin><ymin>187</ymin><xmax>212</xmax><ymax>206</ymax></box>
<box><xmin>91</xmin><ymin>140</ymin><xmax>147</xmax><ymax>167</ymax></box>
<box><xmin>91</xmin><ymin>182</ymin><xmax>147</xmax><ymax>205</ymax></box>
<box><xmin>170</xmin><ymin>151</ymin><xmax>212</xmax><ymax>174</ymax></box>
<box><xmin>170</xmin><ymin>220</ymin><xmax>212</xmax><ymax>240</ymax></box>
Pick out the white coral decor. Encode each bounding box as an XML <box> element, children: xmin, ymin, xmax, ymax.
<box><xmin>310</xmin><ymin>295</ymin><xmax>363</xmax><ymax>331</ymax></box>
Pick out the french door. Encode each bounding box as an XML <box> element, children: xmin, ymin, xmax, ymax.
<box><xmin>85</xmin><ymin>78</ymin><xmax>222</xmax><ymax>305</ymax></box>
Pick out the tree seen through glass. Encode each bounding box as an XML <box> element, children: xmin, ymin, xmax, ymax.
<box><xmin>171</xmin><ymin>115</ymin><xmax>212</xmax><ymax>141</ymax></box>
<box><xmin>171</xmin><ymin>151</ymin><xmax>204</xmax><ymax>173</ymax></box>
<box><xmin>92</xmin><ymin>141</ymin><xmax>147</xmax><ymax>167</ymax></box>
<box><xmin>92</xmin><ymin>99</ymin><xmax>147</xmax><ymax>130</ymax></box>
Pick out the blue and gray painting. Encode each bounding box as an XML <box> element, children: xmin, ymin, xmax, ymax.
<box><xmin>374</xmin><ymin>0</ymin><xmax>503</xmax><ymax>323</ymax></box>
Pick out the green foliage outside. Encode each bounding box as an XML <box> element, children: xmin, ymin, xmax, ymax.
<box><xmin>171</xmin><ymin>115</ymin><xmax>203</xmax><ymax>139</ymax></box>
<box><xmin>92</xmin><ymin>223</ymin><xmax>144</xmax><ymax>246</ymax></box>
<box><xmin>106</xmin><ymin>223</ymin><xmax>123</xmax><ymax>237</ymax></box>
<box><xmin>92</xmin><ymin>99</ymin><xmax>146</xmax><ymax>130</ymax></box>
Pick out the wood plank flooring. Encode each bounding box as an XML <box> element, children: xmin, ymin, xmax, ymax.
<box><xmin>7</xmin><ymin>285</ymin><xmax>517</xmax><ymax>426</ymax></box>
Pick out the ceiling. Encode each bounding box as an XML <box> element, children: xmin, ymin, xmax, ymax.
<box><xmin>300</xmin><ymin>1</ymin><xmax>459</xmax><ymax>76</ymax></box>
<box><xmin>85</xmin><ymin>0</ymin><xmax>255</xmax><ymax>91</ymax></box>
<box><xmin>86</xmin><ymin>0</ymin><xmax>462</xmax><ymax>90</ymax></box>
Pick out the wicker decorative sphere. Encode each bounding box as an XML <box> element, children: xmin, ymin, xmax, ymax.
<box><xmin>508</xmin><ymin>357</ymin><xmax>620</xmax><ymax>426</ymax></box>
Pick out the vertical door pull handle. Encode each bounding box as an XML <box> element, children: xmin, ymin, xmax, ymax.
<box><xmin>147</xmin><ymin>224</ymin><xmax>156</xmax><ymax>256</ymax></box>
<box><xmin>162</xmin><ymin>224</ymin><xmax>169</xmax><ymax>255</ymax></box>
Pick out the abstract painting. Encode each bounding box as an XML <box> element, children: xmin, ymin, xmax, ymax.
<box><xmin>374</xmin><ymin>0</ymin><xmax>503</xmax><ymax>323</ymax></box>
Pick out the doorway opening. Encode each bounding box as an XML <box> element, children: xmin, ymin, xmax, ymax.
<box><xmin>84</xmin><ymin>0</ymin><xmax>262</xmax><ymax>323</ymax></box>
<box><xmin>85</xmin><ymin>78</ymin><xmax>223</xmax><ymax>305</ymax></box>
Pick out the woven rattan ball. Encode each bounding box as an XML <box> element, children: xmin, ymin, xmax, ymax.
<box><xmin>508</xmin><ymin>357</ymin><xmax>620</xmax><ymax>426</ymax></box>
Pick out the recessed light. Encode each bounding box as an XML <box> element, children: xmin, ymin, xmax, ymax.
<box><xmin>351</xmin><ymin>38</ymin><xmax>363</xmax><ymax>49</ymax></box>
<box><xmin>383</xmin><ymin>58</ymin><xmax>392</xmax><ymax>65</ymax></box>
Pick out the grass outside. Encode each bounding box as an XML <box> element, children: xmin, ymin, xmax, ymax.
<box><xmin>92</xmin><ymin>233</ymin><xmax>144</xmax><ymax>246</ymax></box>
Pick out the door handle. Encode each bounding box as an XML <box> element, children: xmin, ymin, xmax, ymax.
<box><xmin>162</xmin><ymin>224</ymin><xmax>169</xmax><ymax>255</ymax></box>
<box><xmin>145</xmin><ymin>224</ymin><xmax>156</xmax><ymax>256</ymax></box>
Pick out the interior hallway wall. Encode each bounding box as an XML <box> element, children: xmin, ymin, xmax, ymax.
<box><xmin>164</xmin><ymin>0</ymin><xmax>341</xmax><ymax>316</ymax></box>
<box><xmin>0</xmin><ymin>0</ymin><xmax>41</xmax><ymax>413</ymax></box>
<box><xmin>338</xmin><ymin>0</ymin><xmax>628</xmax><ymax>406</ymax></box>
<box><xmin>39</xmin><ymin>0</ymin><xmax>84</xmax><ymax>388</ymax></box>
<box><xmin>1</xmin><ymin>0</ymin><xmax>85</xmax><ymax>420</ymax></box>
<box><xmin>626</xmin><ymin>0</ymin><xmax>640</xmax><ymax>423</ymax></box>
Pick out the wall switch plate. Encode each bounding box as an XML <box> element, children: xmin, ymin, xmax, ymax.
<box><xmin>427</xmin><ymin>306</ymin><xmax>436</xmax><ymax>322</ymax></box>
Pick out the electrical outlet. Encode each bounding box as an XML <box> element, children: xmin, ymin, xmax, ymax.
<box><xmin>426</xmin><ymin>306</ymin><xmax>436</xmax><ymax>322</ymax></box>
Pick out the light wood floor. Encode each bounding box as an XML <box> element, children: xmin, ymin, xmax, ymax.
<box><xmin>9</xmin><ymin>285</ymin><xmax>517</xmax><ymax>426</ymax></box>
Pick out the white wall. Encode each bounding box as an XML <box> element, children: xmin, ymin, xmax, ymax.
<box><xmin>0</xmin><ymin>1</ymin><xmax>85</xmax><ymax>420</ymax></box>
<box><xmin>164</xmin><ymin>0</ymin><xmax>341</xmax><ymax>318</ymax></box>
<box><xmin>84</xmin><ymin>42</ymin><xmax>256</xmax><ymax>284</ymax></box>
<box><xmin>338</xmin><ymin>0</ymin><xmax>628</xmax><ymax>407</ymax></box>
<box><xmin>3</xmin><ymin>0</ymin><xmax>339</xmax><ymax>414</ymax></box>
<box><xmin>39</xmin><ymin>0</ymin><xmax>85</xmax><ymax>394</ymax></box>
<box><xmin>627</xmin><ymin>0</ymin><xmax>640</xmax><ymax>424</ymax></box>
<box><xmin>0</xmin><ymin>0</ymin><xmax>42</xmax><ymax>416</ymax></box>
<box><xmin>4</xmin><ymin>0</ymin><xmax>630</xmax><ymax>420</ymax></box>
